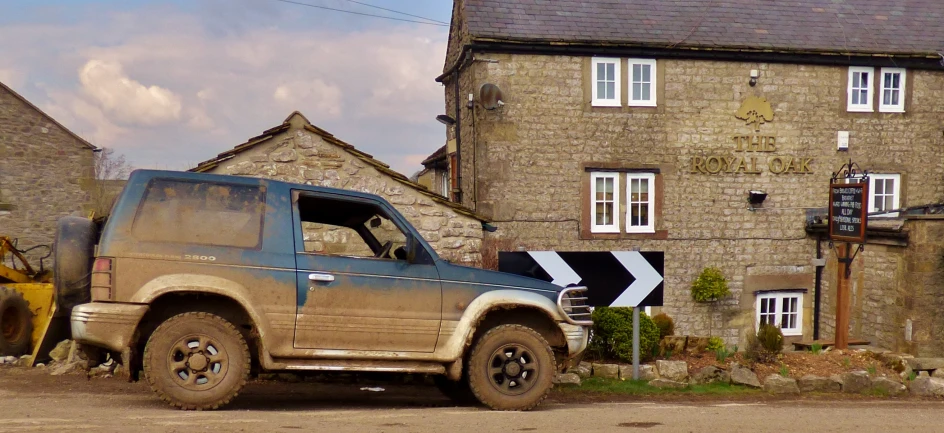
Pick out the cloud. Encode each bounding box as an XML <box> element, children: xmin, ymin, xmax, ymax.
<box><xmin>0</xmin><ymin>4</ymin><xmax>450</xmax><ymax>174</ymax></box>
<box><xmin>79</xmin><ymin>59</ymin><xmax>182</xmax><ymax>126</ymax></box>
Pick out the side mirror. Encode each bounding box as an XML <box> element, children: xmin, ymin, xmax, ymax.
<box><xmin>369</xmin><ymin>217</ymin><xmax>382</xmax><ymax>228</ymax></box>
<box><xmin>406</xmin><ymin>236</ymin><xmax>418</xmax><ymax>263</ymax></box>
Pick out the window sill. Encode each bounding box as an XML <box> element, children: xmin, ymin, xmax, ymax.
<box><xmin>591</xmin><ymin>100</ymin><xmax>621</xmax><ymax>108</ymax></box>
<box><xmin>846</xmin><ymin>107</ymin><xmax>874</xmax><ymax>113</ymax></box>
<box><xmin>628</xmin><ymin>101</ymin><xmax>657</xmax><ymax>108</ymax></box>
<box><xmin>625</xmin><ymin>228</ymin><xmax>656</xmax><ymax>234</ymax></box>
<box><xmin>580</xmin><ymin>230</ymin><xmax>668</xmax><ymax>240</ymax></box>
<box><xmin>879</xmin><ymin>108</ymin><xmax>906</xmax><ymax>114</ymax></box>
<box><xmin>590</xmin><ymin>227</ymin><xmax>621</xmax><ymax>234</ymax></box>
<box><xmin>780</xmin><ymin>330</ymin><xmax>803</xmax><ymax>337</ymax></box>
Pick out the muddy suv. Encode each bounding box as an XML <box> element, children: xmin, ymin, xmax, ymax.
<box><xmin>69</xmin><ymin>170</ymin><xmax>591</xmax><ymax>411</ymax></box>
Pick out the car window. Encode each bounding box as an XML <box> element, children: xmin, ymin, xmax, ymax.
<box><xmin>131</xmin><ymin>179</ymin><xmax>265</xmax><ymax>249</ymax></box>
<box><xmin>296</xmin><ymin>194</ymin><xmax>408</xmax><ymax>260</ymax></box>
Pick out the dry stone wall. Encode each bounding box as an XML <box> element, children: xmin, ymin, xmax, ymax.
<box><xmin>448</xmin><ymin>53</ymin><xmax>944</xmax><ymax>346</ymax></box>
<box><xmin>204</xmin><ymin>122</ymin><xmax>483</xmax><ymax>267</ymax></box>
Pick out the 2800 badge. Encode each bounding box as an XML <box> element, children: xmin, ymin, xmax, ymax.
<box><xmin>184</xmin><ymin>254</ymin><xmax>217</xmax><ymax>262</ymax></box>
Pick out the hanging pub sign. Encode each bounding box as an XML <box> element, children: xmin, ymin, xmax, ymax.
<box><xmin>828</xmin><ymin>182</ymin><xmax>868</xmax><ymax>243</ymax></box>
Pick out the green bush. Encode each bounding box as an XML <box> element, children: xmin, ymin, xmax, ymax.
<box><xmin>690</xmin><ymin>267</ymin><xmax>730</xmax><ymax>303</ymax></box>
<box><xmin>589</xmin><ymin>307</ymin><xmax>661</xmax><ymax>363</ymax></box>
<box><xmin>745</xmin><ymin>323</ymin><xmax>784</xmax><ymax>364</ymax></box>
<box><xmin>652</xmin><ymin>312</ymin><xmax>675</xmax><ymax>340</ymax></box>
<box><xmin>707</xmin><ymin>336</ymin><xmax>725</xmax><ymax>352</ymax></box>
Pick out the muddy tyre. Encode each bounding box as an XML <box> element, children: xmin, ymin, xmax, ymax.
<box><xmin>434</xmin><ymin>374</ymin><xmax>479</xmax><ymax>406</ymax></box>
<box><xmin>0</xmin><ymin>287</ymin><xmax>33</xmax><ymax>356</ymax></box>
<box><xmin>53</xmin><ymin>216</ymin><xmax>96</xmax><ymax>312</ymax></box>
<box><xmin>467</xmin><ymin>324</ymin><xmax>555</xmax><ymax>411</ymax></box>
<box><xmin>143</xmin><ymin>312</ymin><xmax>250</xmax><ymax>410</ymax></box>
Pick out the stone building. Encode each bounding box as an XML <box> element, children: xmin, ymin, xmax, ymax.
<box><xmin>0</xmin><ymin>80</ymin><xmax>96</xmax><ymax>263</ymax></box>
<box><xmin>415</xmin><ymin>145</ymin><xmax>451</xmax><ymax>199</ymax></box>
<box><xmin>191</xmin><ymin>112</ymin><xmax>485</xmax><ymax>267</ymax></box>
<box><xmin>437</xmin><ymin>0</ymin><xmax>944</xmax><ymax>352</ymax></box>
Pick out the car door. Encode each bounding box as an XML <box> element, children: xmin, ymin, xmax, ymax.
<box><xmin>291</xmin><ymin>190</ymin><xmax>443</xmax><ymax>352</ymax></box>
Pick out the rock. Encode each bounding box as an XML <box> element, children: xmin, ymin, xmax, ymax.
<box><xmin>871</xmin><ymin>377</ymin><xmax>907</xmax><ymax>396</ymax></box>
<box><xmin>763</xmin><ymin>375</ymin><xmax>800</xmax><ymax>394</ymax></box>
<box><xmin>838</xmin><ymin>371</ymin><xmax>872</xmax><ymax>394</ymax></box>
<box><xmin>655</xmin><ymin>360</ymin><xmax>689</xmax><ymax>382</ymax></box>
<box><xmin>906</xmin><ymin>358</ymin><xmax>944</xmax><ymax>371</ymax></box>
<box><xmin>49</xmin><ymin>340</ymin><xmax>72</xmax><ymax>362</ymax></box>
<box><xmin>879</xmin><ymin>353</ymin><xmax>914</xmax><ymax>372</ymax></box>
<box><xmin>730</xmin><ymin>363</ymin><xmax>761</xmax><ymax>388</ymax></box>
<box><xmin>919</xmin><ymin>371</ymin><xmax>930</xmax><ymax>378</ymax></box>
<box><xmin>619</xmin><ymin>364</ymin><xmax>658</xmax><ymax>381</ymax></box>
<box><xmin>554</xmin><ymin>373</ymin><xmax>581</xmax><ymax>386</ymax></box>
<box><xmin>692</xmin><ymin>366</ymin><xmax>730</xmax><ymax>384</ymax></box>
<box><xmin>593</xmin><ymin>363</ymin><xmax>619</xmax><ymax>379</ymax></box>
<box><xmin>798</xmin><ymin>375</ymin><xmax>842</xmax><ymax>393</ymax></box>
<box><xmin>50</xmin><ymin>361</ymin><xmax>87</xmax><ymax>376</ymax></box>
<box><xmin>572</xmin><ymin>362</ymin><xmax>592</xmax><ymax>379</ymax></box>
<box><xmin>685</xmin><ymin>337</ymin><xmax>710</xmax><ymax>354</ymax></box>
<box><xmin>1</xmin><ymin>356</ymin><xmax>15</xmax><ymax>364</ymax></box>
<box><xmin>909</xmin><ymin>376</ymin><xmax>944</xmax><ymax>396</ymax></box>
<box><xmin>900</xmin><ymin>365</ymin><xmax>915</xmax><ymax>381</ymax></box>
<box><xmin>660</xmin><ymin>336</ymin><xmax>687</xmax><ymax>355</ymax></box>
<box><xmin>932</xmin><ymin>369</ymin><xmax>944</xmax><ymax>379</ymax></box>
<box><xmin>649</xmin><ymin>378</ymin><xmax>688</xmax><ymax>389</ymax></box>
<box><xmin>68</xmin><ymin>343</ymin><xmax>98</xmax><ymax>369</ymax></box>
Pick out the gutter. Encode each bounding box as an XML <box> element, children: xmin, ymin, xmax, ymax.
<box><xmin>435</xmin><ymin>46</ymin><xmax>475</xmax><ymax>205</ymax></box>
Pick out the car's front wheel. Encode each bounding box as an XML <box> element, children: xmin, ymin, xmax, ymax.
<box><xmin>467</xmin><ymin>324</ymin><xmax>555</xmax><ymax>411</ymax></box>
<box><xmin>143</xmin><ymin>312</ymin><xmax>250</xmax><ymax>410</ymax></box>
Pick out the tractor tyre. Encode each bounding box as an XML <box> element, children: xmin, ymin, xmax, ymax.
<box><xmin>0</xmin><ymin>286</ymin><xmax>33</xmax><ymax>356</ymax></box>
<box><xmin>53</xmin><ymin>216</ymin><xmax>96</xmax><ymax>312</ymax></box>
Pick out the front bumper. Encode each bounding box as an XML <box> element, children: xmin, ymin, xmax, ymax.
<box><xmin>71</xmin><ymin>302</ymin><xmax>149</xmax><ymax>353</ymax></box>
<box><xmin>559</xmin><ymin>322</ymin><xmax>590</xmax><ymax>357</ymax></box>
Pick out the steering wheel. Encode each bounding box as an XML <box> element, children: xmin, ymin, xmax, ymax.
<box><xmin>375</xmin><ymin>241</ymin><xmax>393</xmax><ymax>259</ymax></box>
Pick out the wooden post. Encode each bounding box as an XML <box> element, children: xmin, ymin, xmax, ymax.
<box><xmin>835</xmin><ymin>243</ymin><xmax>850</xmax><ymax>349</ymax></box>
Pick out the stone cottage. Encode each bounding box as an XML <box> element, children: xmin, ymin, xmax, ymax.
<box><xmin>0</xmin><ymin>80</ymin><xmax>96</xmax><ymax>263</ymax></box>
<box><xmin>191</xmin><ymin>112</ymin><xmax>485</xmax><ymax>267</ymax></box>
<box><xmin>437</xmin><ymin>0</ymin><xmax>944</xmax><ymax>352</ymax></box>
<box><xmin>415</xmin><ymin>144</ymin><xmax>450</xmax><ymax>199</ymax></box>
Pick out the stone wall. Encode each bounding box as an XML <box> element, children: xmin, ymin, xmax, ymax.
<box><xmin>200</xmin><ymin>114</ymin><xmax>483</xmax><ymax>267</ymax></box>
<box><xmin>0</xmin><ymin>84</ymin><xmax>94</xmax><ymax>265</ymax></box>
<box><xmin>444</xmin><ymin>52</ymin><xmax>944</xmax><ymax>346</ymax></box>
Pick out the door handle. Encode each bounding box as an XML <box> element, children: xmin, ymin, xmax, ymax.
<box><xmin>308</xmin><ymin>273</ymin><xmax>335</xmax><ymax>283</ymax></box>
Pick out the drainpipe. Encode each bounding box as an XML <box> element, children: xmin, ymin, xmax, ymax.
<box><xmin>436</xmin><ymin>47</ymin><xmax>472</xmax><ymax>205</ymax></box>
<box><xmin>814</xmin><ymin>234</ymin><xmax>823</xmax><ymax>340</ymax></box>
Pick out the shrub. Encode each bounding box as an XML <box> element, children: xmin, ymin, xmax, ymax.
<box><xmin>652</xmin><ymin>312</ymin><xmax>675</xmax><ymax>340</ymax></box>
<box><xmin>706</xmin><ymin>336</ymin><xmax>725</xmax><ymax>352</ymax></box>
<box><xmin>745</xmin><ymin>323</ymin><xmax>784</xmax><ymax>364</ymax></box>
<box><xmin>690</xmin><ymin>267</ymin><xmax>730</xmax><ymax>303</ymax></box>
<box><xmin>589</xmin><ymin>307</ymin><xmax>661</xmax><ymax>363</ymax></box>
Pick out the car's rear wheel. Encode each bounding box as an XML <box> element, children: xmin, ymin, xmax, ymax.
<box><xmin>467</xmin><ymin>324</ymin><xmax>555</xmax><ymax>411</ymax></box>
<box><xmin>143</xmin><ymin>312</ymin><xmax>250</xmax><ymax>410</ymax></box>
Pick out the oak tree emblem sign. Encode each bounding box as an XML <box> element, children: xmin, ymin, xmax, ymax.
<box><xmin>735</xmin><ymin>96</ymin><xmax>774</xmax><ymax>131</ymax></box>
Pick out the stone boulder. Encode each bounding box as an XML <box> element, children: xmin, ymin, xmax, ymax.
<box><xmin>932</xmin><ymin>369</ymin><xmax>944</xmax><ymax>379</ymax></box>
<box><xmin>871</xmin><ymin>377</ymin><xmax>906</xmax><ymax>396</ymax></box>
<box><xmin>838</xmin><ymin>371</ymin><xmax>871</xmax><ymax>394</ymax></box>
<box><xmin>656</xmin><ymin>360</ymin><xmax>688</xmax><ymax>382</ymax></box>
<box><xmin>763</xmin><ymin>375</ymin><xmax>800</xmax><ymax>394</ymax></box>
<box><xmin>593</xmin><ymin>363</ymin><xmax>619</xmax><ymax>379</ymax></box>
<box><xmin>572</xmin><ymin>362</ymin><xmax>592</xmax><ymax>379</ymax></box>
<box><xmin>909</xmin><ymin>376</ymin><xmax>944</xmax><ymax>396</ymax></box>
<box><xmin>649</xmin><ymin>378</ymin><xmax>688</xmax><ymax>389</ymax></box>
<box><xmin>685</xmin><ymin>337</ymin><xmax>710</xmax><ymax>354</ymax></box>
<box><xmin>878</xmin><ymin>353</ymin><xmax>914</xmax><ymax>373</ymax></box>
<box><xmin>553</xmin><ymin>373</ymin><xmax>581</xmax><ymax>386</ymax></box>
<box><xmin>49</xmin><ymin>340</ymin><xmax>72</xmax><ymax>363</ymax></box>
<box><xmin>906</xmin><ymin>358</ymin><xmax>944</xmax><ymax>372</ymax></box>
<box><xmin>661</xmin><ymin>336</ymin><xmax>687</xmax><ymax>355</ymax></box>
<box><xmin>50</xmin><ymin>361</ymin><xmax>87</xmax><ymax>376</ymax></box>
<box><xmin>619</xmin><ymin>364</ymin><xmax>657</xmax><ymax>381</ymax></box>
<box><xmin>798</xmin><ymin>375</ymin><xmax>842</xmax><ymax>393</ymax></box>
<box><xmin>729</xmin><ymin>363</ymin><xmax>761</xmax><ymax>388</ymax></box>
<box><xmin>692</xmin><ymin>366</ymin><xmax>730</xmax><ymax>385</ymax></box>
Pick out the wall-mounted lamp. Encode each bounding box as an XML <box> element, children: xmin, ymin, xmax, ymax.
<box><xmin>749</xmin><ymin>69</ymin><xmax>759</xmax><ymax>87</ymax></box>
<box><xmin>748</xmin><ymin>189</ymin><xmax>767</xmax><ymax>211</ymax></box>
<box><xmin>436</xmin><ymin>114</ymin><xmax>456</xmax><ymax>126</ymax></box>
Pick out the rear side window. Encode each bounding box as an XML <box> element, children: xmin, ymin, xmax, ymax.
<box><xmin>132</xmin><ymin>179</ymin><xmax>265</xmax><ymax>249</ymax></box>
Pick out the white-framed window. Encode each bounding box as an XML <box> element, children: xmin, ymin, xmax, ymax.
<box><xmin>756</xmin><ymin>292</ymin><xmax>803</xmax><ymax>336</ymax></box>
<box><xmin>869</xmin><ymin>173</ymin><xmax>901</xmax><ymax>217</ymax></box>
<box><xmin>439</xmin><ymin>171</ymin><xmax>449</xmax><ymax>198</ymax></box>
<box><xmin>847</xmin><ymin>66</ymin><xmax>874</xmax><ymax>112</ymax></box>
<box><xmin>591</xmin><ymin>57</ymin><xmax>621</xmax><ymax>107</ymax></box>
<box><xmin>879</xmin><ymin>68</ymin><xmax>906</xmax><ymax>113</ymax></box>
<box><xmin>590</xmin><ymin>172</ymin><xmax>619</xmax><ymax>233</ymax></box>
<box><xmin>625</xmin><ymin>173</ymin><xmax>655</xmax><ymax>233</ymax></box>
<box><xmin>628</xmin><ymin>59</ymin><xmax>657</xmax><ymax>107</ymax></box>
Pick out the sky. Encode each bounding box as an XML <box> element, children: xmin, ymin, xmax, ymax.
<box><xmin>0</xmin><ymin>0</ymin><xmax>453</xmax><ymax>175</ymax></box>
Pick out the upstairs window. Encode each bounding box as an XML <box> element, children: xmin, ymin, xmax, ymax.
<box><xmin>847</xmin><ymin>67</ymin><xmax>874</xmax><ymax>112</ymax></box>
<box><xmin>626</xmin><ymin>173</ymin><xmax>655</xmax><ymax>233</ymax></box>
<box><xmin>590</xmin><ymin>172</ymin><xmax>619</xmax><ymax>233</ymax></box>
<box><xmin>628</xmin><ymin>59</ymin><xmax>657</xmax><ymax>107</ymax></box>
<box><xmin>869</xmin><ymin>173</ymin><xmax>901</xmax><ymax>217</ymax></box>
<box><xmin>591</xmin><ymin>57</ymin><xmax>620</xmax><ymax>107</ymax></box>
<box><xmin>879</xmin><ymin>68</ymin><xmax>906</xmax><ymax>113</ymax></box>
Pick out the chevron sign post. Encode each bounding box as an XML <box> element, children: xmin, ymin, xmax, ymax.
<box><xmin>498</xmin><ymin>251</ymin><xmax>664</xmax><ymax>308</ymax></box>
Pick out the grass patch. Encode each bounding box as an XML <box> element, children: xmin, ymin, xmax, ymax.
<box><xmin>557</xmin><ymin>378</ymin><xmax>761</xmax><ymax>396</ymax></box>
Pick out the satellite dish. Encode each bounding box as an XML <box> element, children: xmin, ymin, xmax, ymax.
<box><xmin>478</xmin><ymin>83</ymin><xmax>504</xmax><ymax>110</ymax></box>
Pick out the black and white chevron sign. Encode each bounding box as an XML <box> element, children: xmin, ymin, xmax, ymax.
<box><xmin>498</xmin><ymin>251</ymin><xmax>664</xmax><ymax>307</ymax></box>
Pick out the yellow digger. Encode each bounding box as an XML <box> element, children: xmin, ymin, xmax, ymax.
<box><xmin>0</xmin><ymin>236</ymin><xmax>60</xmax><ymax>364</ymax></box>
